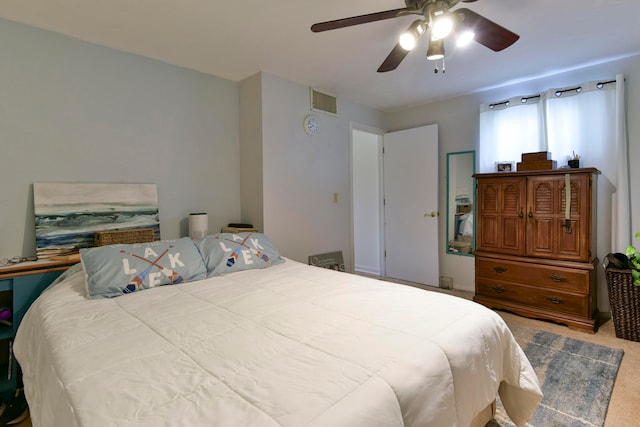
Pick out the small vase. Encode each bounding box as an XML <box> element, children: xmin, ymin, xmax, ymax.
<box><xmin>568</xmin><ymin>159</ymin><xmax>580</xmax><ymax>168</ymax></box>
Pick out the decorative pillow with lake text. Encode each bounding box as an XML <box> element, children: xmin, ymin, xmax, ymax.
<box><xmin>80</xmin><ymin>237</ymin><xmax>207</xmax><ymax>299</ymax></box>
<box><xmin>196</xmin><ymin>232</ymin><xmax>284</xmax><ymax>277</ymax></box>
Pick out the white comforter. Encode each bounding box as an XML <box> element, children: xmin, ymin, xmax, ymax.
<box><xmin>15</xmin><ymin>259</ymin><xmax>542</xmax><ymax>427</ymax></box>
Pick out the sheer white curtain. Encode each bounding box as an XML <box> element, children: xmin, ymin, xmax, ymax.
<box><xmin>613</xmin><ymin>74</ymin><xmax>631</xmax><ymax>251</ymax></box>
<box><xmin>479</xmin><ymin>75</ymin><xmax>630</xmax><ymax>253</ymax></box>
<box><xmin>479</xmin><ymin>96</ymin><xmax>545</xmax><ymax>173</ymax></box>
<box><xmin>546</xmin><ymin>81</ymin><xmax>613</xmax><ymax>173</ymax></box>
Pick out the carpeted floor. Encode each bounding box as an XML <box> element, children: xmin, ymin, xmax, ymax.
<box><xmin>487</xmin><ymin>323</ymin><xmax>624</xmax><ymax>427</ymax></box>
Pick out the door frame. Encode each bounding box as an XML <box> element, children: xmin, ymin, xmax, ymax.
<box><xmin>349</xmin><ymin>122</ymin><xmax>385</xmax><ymax>276</ymax></box>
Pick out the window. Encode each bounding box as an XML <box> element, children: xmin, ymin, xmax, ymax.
<box><xmin>479</xmin><ymin>75</ymin><xmax>630</xmax><ymax>252</ymax></box>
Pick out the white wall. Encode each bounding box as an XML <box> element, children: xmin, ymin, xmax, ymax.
<box><xmin>386</xmin><ymin>53</ymin><xmax>640</xmax><ymax>313</ymax></box>
<box><xmin>0</xmin><ymin>18</ymin><xmax>241</xmax><ymax>257</ymax></box>
<box><xmin>0</xmin><ymin>17</ymin><xmax>387</xmax><ymax>274</ymax></box>
<box><xmin>251</xmin><ymin>73</ymin><xmax>386</xmax><ymax>268</ymax></box>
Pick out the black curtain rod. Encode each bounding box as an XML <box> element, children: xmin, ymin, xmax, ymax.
<box><xmin>489</xmin><ymin>94</ymin><xmax>540</xmax><ymax>109</ymax></box>
<box><xmin>555</xmin><ymin>86</ymin><xmax>582</xmax><ymax>96</ymax></box>
<box><xmin>489</xmin><ymin>78</ymin><xmax>617</xmax><ymax>107</ymax></box>
<box><xmin>555</xmin><ymin>79</ymin><xmax>617</xmax><ymax>96</ymax></box>
<box><xmin>596</xmin><ymin>79</ymin><xmax>616</xmax><ymax>88</ymax></box>
<box><xmin>488</xmin><ymin>100</ymin><xmax>509</xmax><ymax>109</ymax></box>
<box><xmin>520</xmin><ymin>94</ymin><xmax>541</xmax><ymax>103</ymax></box>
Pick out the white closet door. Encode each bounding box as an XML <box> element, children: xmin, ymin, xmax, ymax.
<box><xmin>384</xmin><ymin>124</ymin><xmax>439</xmax><ymax>286</ymax></box>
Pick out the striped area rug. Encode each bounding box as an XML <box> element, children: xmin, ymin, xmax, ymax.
<box><xmin>487</xmin><ymin>324</ymin><xmax>624</xmax><ymax>427</ymax></box>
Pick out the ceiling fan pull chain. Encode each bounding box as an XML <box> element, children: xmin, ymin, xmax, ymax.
<box><xmin>442</xmin><ymin>57</ymin><xmax>446</xmax><ymax>74</ymax></box>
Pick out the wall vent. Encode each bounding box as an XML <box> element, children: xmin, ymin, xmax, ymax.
<box><xmin>310</xmin><ymin>88</ymin><xmax>337</xmax><ymax>116</ymax></box>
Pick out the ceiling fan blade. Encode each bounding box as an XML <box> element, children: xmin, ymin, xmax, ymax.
<box><xmin>461</xmin><ymin>0</ymin><xmax>479</xmax><ymax>2</ymax></box>
<box><xmin>377</xmin><ymin>43</ymin><xmax>411</xmax><ymax>73</ymax></box>
<box><xmin>311</xmin><ymin>8</ymin><xmax>409</xmax><ymax>32</ymax></box>
<box><xmin>456</xmin><ymin>8</ymin><xmax>519</xmax><ymax>51</ymax></box>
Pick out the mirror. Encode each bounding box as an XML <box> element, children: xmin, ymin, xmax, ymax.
<box><xmin>446</xmin><ymin>151</ymin><xmax>476</xmax><ymax>256</ymax></box>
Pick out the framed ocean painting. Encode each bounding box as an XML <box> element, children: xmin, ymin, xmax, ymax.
<box><xmin>33</xmin><ymin>183</ymin><xmax>160</xmax><ymax>258</ymax></box>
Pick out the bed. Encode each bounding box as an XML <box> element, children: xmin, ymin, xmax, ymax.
<box><xmin>14</xmin><ymin>233</ymin><xmax>542</xmax><ymax>427</ymax></box>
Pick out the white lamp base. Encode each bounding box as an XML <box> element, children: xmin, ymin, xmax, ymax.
<box><xmin>188</xmin><ymin>213</ymin><xmax>208</xmax><ymax>240</ymax></box>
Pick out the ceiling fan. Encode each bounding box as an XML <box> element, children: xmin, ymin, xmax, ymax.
<box><xmin>311</xmin><ymin>0</ymin><xmax>519</xmax><ymax>72</ymax></box>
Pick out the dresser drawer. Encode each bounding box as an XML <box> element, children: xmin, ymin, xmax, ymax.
<box><xmin>476</xmin><ymin>257</ymin><xmax>590</xmax><ymax>294</ymax></box>
<box><xmin>476</xmin><ymin>281</ymin><xmax>589</xmax><ymax>317</ymax></box>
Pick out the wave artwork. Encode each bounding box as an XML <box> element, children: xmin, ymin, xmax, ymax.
<box><xmin>34</xmin><ymin>183</ymin><xmax>160</xmax><ymax>258</ymax></box>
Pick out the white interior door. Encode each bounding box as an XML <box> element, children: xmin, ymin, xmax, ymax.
<box><xmin>384</xmin><ymin>124</ymin><xmax>439</xmax><ymax>286</ymax></box>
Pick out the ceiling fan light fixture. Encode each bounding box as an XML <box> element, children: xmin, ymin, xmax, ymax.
<box><xmin>399</xmin><ymin>19</ymin><xmax>426</xmax><ymax>51</ymax></box>
<box><xmin>426</xmin><ymin>37</ymin><xmax>445</xmax><ymax>61</ymax></box>
<box><xmin>431</xmin><ymin>17</ymin><xmax>452</xmax><ymax>40</ymax></box>
<box><xmin>430</xmin><ymin>7</ymin><xmax>453</xmax><ymax>40</ymax></box>
<box><xmin>310</xmin><ymin>2</ymin><xmax>521</xmax><ymax>74</ymax></box>
<box><xmin>456</xmin><ymin>30</ymin><xmax>475</xmax><ymax>47</ymax></box>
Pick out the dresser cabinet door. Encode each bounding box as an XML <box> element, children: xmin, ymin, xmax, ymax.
<box><xmin>476</xmin><ymin>177</ymin><xmax>526</xmax><ymax>256</ymax></box>
<box><xmin>526</xmin><ymin>173</ymin><xmax>591</xmax><ymax>262</ymax></box>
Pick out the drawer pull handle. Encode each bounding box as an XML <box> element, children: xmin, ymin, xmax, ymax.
<box><xmin>493</xmin><ymin>266</ymin><xmax>507</xmax><ymax>273</ymax></box>
<box><xmin>549</xmin><ymin>275</ymin><xmax>567</xmax><ymax>282</ymax></box>
<box><xmin>548</xmin><ymin>296</ymin><xmax>564</xmax><ymax>304</ymax></box>
<box><xmin>492</xmin><ymin>286</ymin><xmax>506</xmax><ymax>294</ymax></box>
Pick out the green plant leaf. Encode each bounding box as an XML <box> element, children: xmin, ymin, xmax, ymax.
<box><xmin>632</xmin><ymin>269</ymin><xmax>640</xmax><ymax>286</ymax></box>
<box><xmin>628</xmin><ymin>232</ymin><xmax>640</xmax><ymax>286</ymax></box>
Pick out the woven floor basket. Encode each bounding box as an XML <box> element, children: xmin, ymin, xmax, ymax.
<box><xmin>94</xmin><ymin>228</ymin><xmax>155</xmax><ymax>246</ymax></box>
<box><xmin>605</xmin><ymin>267</ymin><xmax>640</xmax><ymax>342</ymax></box>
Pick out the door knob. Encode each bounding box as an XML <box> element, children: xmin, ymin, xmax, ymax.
<box><xmin>424</xmin><ymin>211</ymin><xmax>439</xmax><ymax>217</ymax></box>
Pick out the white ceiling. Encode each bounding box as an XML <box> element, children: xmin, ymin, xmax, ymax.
<box><xmin>2</xmin><ymin>0</ymin><xmax>639</xmax><ymax>112</ymax></box>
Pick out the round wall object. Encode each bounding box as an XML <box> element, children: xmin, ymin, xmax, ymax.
<box><xmin>303</xmin><ymin>114</ymin><xmax>319</xmax><ymax>136</ymax></box>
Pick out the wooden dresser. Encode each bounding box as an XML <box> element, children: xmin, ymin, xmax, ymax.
<box><xmin>473</xmin><ymin>168</ymin><xmax>599</xmax><ymax>332</ymax></box>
